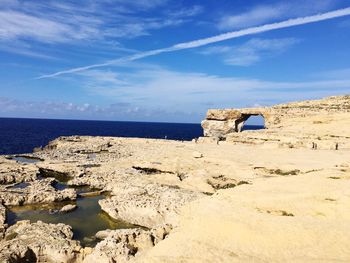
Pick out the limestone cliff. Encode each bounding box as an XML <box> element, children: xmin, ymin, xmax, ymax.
<box><xmin>201</xmin><ymin>95</ymin><xmax>350</xmax><ymax>149</ymax></box>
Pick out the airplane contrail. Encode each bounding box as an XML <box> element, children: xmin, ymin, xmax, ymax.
<box><xmin>37</xmin><ymin>7</ymin><xmax>350</xmax><ymax>79</ymax></box>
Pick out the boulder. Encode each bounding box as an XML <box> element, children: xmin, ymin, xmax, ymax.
<box><xmin>201</xmin><ymin>119</ymin><xmax>236</xmax><ymax>138</ymax></box>
<box><xmin>60</xmin><ymin>204</ymin><xmax>77</xmax><ymax>213</ymax></box>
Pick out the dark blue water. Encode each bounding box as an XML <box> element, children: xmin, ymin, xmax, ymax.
<box><xmin>242</xmin><ymin>125</ymin><xmax>265</xmax><ymax>132</ymax></box>
<box><xmin>0</xmin><ymin>118</ymin><xmax>203</xmax><ymax>155</ymax></box>
<box><xmin>0</xmin><ymin>118</ymin><xmax>264</xmax><ymax>155</ymax></box>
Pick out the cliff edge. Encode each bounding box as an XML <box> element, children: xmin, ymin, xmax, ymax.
<box><xmin>201</xmin><ymin>95</ymin><xmax>350</xmax><ymax>150</ymax></box>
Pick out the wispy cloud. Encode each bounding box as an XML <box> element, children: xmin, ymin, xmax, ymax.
<box><xmin>0</xmin><ymin>10</ymin><xmax>99</xmax><ymax>43</ymax></box>
<box><xmin>74</xmin><ymin>64</ymin><xmax>350</xmax><ymax>111</ymax></box>
<box><xmin>0</xmin><ymin>41</ymin><xmax>58</xmax><ymax>60</ymax></box>
<box><xmin>0</xmin><ymin>1</ymin><xmax>202</xmax><ymax>42</ymax></box>
<box><xmin>218</xmin><ymin>6</ymin><xmax>283</xmax><ymax>31</ymax></box>
<box><xmin>201</xmin><ymin>38</ymin><xmax>300</xmax><ymax>66</ymax></box>
<box><xmin>313</xmin><ymin>68</ymin><xmax>350</xmax><ymax>79</ymax></box>
<box><xmin>167</xmin><ymin>5</ymin><xmax>203</xmax><ymax>18</ymax></box>
<box><xmin>3</xmin><ymin>62</ymin><xmax>350</xmax><ymax>121</ymax></box>
<box><xmin>218</xmin><ymin>0</ymin><xmax>336</xmax><ymax>30</ymax></box>
<box><xmin>0</xmin><ymin>0</ymin><xmax>202</xmax><ymax>58</ymax></box>
<box><xmin>37</xmin><ymin>7</ymin><xmax>350</xmax><ymax>79</ymax></box>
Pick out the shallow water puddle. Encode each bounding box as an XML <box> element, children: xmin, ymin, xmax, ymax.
<box><xmin>9</xmin><ymin>182</ymin><xmax>30</xmax><ymax>189</ymax></box>
<box><xmin>7</xmin><ymin>195</ymin><xmax>135</xmax><ymax>247</ymax></box>
<box><xmin>10</xmin><ymin>156</ymin><xmax>42</xmax><ymax>164</ymax></box>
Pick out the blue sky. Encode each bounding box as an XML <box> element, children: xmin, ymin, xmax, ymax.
<box><xmin>1</xmin><ymin>0</ymin><xmax>350</xmax><ymax>123</ymax></box>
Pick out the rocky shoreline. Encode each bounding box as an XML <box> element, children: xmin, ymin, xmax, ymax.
<box><xmin>0</xmin><ymin>95</ymin><xmax>349</xmax><ymax>262</ymax></box>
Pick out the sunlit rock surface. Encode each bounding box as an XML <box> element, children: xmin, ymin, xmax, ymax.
<box><xmin>0</xmin><ymin>95</ymin><xmax>349</xmax><ymax>262</ymax></box>
<box><xmin>202</xmin><ymin>95</ymin><xmax>350</xmax><ymax>150</ymax></box>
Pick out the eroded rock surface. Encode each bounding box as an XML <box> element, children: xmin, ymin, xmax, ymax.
<box><xmin>0</xmin><ymin>95</ymin><xmax>349</xmax><ymax>262</ymax></box>
<box><xmin>0</xmin><ymin>220</ymin><xmax>81</xmax><ymax>263</ymax></box>
<box><xmin>139</xmin><ymin>169</ymin><xmax>350</xmax><ymax>263</ymax></box>
<box><xmin>0</xmin><ymin>178</ymin><xmax>76</xmax><ymax>206</ymax></box>
<box><xmin>99</xmin><ymin>184</ymin><xmax>203</xmax><ymax>228</ymax></box>
<box><xmin>84</xmin><ymin>225</ymin><xmax>172</xmax><ymax>263</ymax></box>
<box><xmin>0</xmin><ymin>204</ymin><xmax>6</xmax><ymax>239</ymax></box>
<box><xmin>0</xmin><ymin>156</ymin><xmax>39</xmax><ymax>184</ymax></box>
<box><xmin>201</xmin><ymin>95</ymin><xmax>350</xmax><ymax>149</ymax></box>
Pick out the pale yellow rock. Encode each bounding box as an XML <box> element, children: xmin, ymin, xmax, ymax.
<box><xmin>0</xmin><ymin>95</ymin><xmax>349</xmax><ymax>262</ymax></box>
<box><xmin>201</xmin><ymin>95</ymin><xmax>350</xmax><ymax>149</ymax></box>
<box><xmin>192</xmin><ymin>151</ymin><xmax>203</xmax><ymax>158</ymax></box>
<box><xmin>139</xmin><ymin>170</ymin><xmax>350</xmax><ymax>263</ymax></box>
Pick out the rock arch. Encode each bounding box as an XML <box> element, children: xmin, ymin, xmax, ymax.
<box><xmin>235</xmin><ymin>113</ymin><xmax>265</xmax><ymax>132</ymax></box>
<box><xmin>201</xmin><ymin>108</ymin><xmax>271</xmax><ymax>138</ymax></box>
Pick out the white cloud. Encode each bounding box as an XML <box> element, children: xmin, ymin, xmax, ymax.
<box><xmin>0</xmin><ymin>0</ymin><xmax>202</xmax><ymax>57</ymax></box>
<box><xmin>103</xmin><ymin>18</ymin><xmax>185</xmax><ymax>39</ymax></box>
<box><xmin>218</xmin><ymin>6</ymin><xmax>283</xmax><ymax>30</ymax></box>
<box><xmin>316</xmin><ymin>68</ymin><xmax>350</xmax><ymax>79</ymax></box>
<box><xmin>75</xmin><ymin>64</ymin><xmax>350</xmax><ymax>114</ymax></box>
<box><xmin>201</xmin><ymin>38</ymin><xmax>300</xmax><ymax>66</ymax></box>
<box><xmin>2</xmin><ymin>63</ymin><xmax>350</xmax><ymax>122</ymax></box>
<box><xmin>0</xmin><ymin>11</ymin><xmax>87</xmax><ymax>43</ymax></box>
<box><xmin>0</xmin><ymin>41</ymin><xmax>57</xmax><ymax>59</ymax></box>
<box><xmin>38</xmin><ymin>7</ymin><xmax>350</xmax><ymax>78</ymax></box>
<box><xmin>107</xmin><ymin>0</ymin><xmax>168</xmax><ymax>11</ymax></box>
<box><xmin>218</xmin><ymin>0</ymin><xmax>336</xmax><ymax>30</ymax></box>
<box><xmin>0</xmin><ymin>96</ymin><xmax>198</xmax><ymax>123</ymax></box>
<box><xmin>168</xmin><ymin>5</ymin><xmax>203</xmax><ymax>18</ymax></box>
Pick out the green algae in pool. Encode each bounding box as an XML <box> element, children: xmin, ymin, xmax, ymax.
<box><xmin>7</xmin><ymin>195</ymin><xmax>135</xmax><ymax>247</ymax></box>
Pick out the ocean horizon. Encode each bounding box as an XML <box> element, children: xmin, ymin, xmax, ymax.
<box><xmin>0</xmin><ymin>117</ymin><xmax>263</xmax><ymax>155</ymax></box>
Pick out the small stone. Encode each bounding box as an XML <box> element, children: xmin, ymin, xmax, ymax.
<box><xmin>192</xmin><ymin>151</ymin><xmax>203</xmax><ymax>158</ymax></box>
<box><xmin>95</xmin><ymin>229</ymin><xmax>112</xmax><ymax>239</ymax></box>
<box><xmin>60</xmin><ymin>204</ymin><xmax>77</xmax><ymax>213</ymax></box>
<box><xmin>49</xmin><ymin>209</ymin><xmax>59</xmax><ymax>214</ymax></box>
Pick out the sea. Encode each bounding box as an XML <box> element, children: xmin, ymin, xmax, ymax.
<box><xmin>0</xmin><ymin>117</ymin><xmax>263</xmax><ymax>155</ymax></box>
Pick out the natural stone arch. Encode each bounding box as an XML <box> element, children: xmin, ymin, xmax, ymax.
<box><xmin>201</xmin><ymin>108</ymin><xmax>272</xmax><ymax>138</ymax></box>
<box><xmin>235</xmin><ymin>113</ymin><xmax>266</xmax><ymax>132</ymax></box>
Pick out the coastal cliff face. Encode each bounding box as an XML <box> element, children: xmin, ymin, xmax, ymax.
<box><xmin>0</xmin><ymin>95</ymin><xmax>349</xmax><ymax>262</ymax></box>
<box><xmin>201</xmin><ymin>95</ymin><xmax>350</xmax><ymax>149</ymax></box>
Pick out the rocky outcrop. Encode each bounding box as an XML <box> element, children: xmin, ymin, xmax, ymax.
<box><xmin>138</xmin><ymin>168</ymin><xmax>350</xmax><ymax>263</ymax></box>
<box><xmin>0</xmin><ymin>220</ymin><xmax>81</xmax><ymax>262</ymax></box>
<box><xmin>0</xmin><ymin>178</ymin><xmax>76</xmax><ymax>206</ymax></box>
<box><xmin>201</xmin><ymin>95</ymin><xmax>350</xmax><ymax>149</ymax></box>
<box><xmin>0</xmin><ymin>106</ymin><xmax>349</xmax><ymax>263</ymax></box>
<box><xmin>99</xmin><ymin>183</ymin><xmax>203</xmax><ymax>228</ymax></box>
<box><xmin>84</xmin><ymin>225</ymin><xmax>172</xmax><ymax>263</ymax></box>
<box><xmin>0</xmin><ymin>157</ymin><xmax>39</xmax><ymax>184</ymax></box>
<box><xmin>203</xmin><ymin>108</ymin><xmax>270</xmax><ymax>137</ymax></box>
